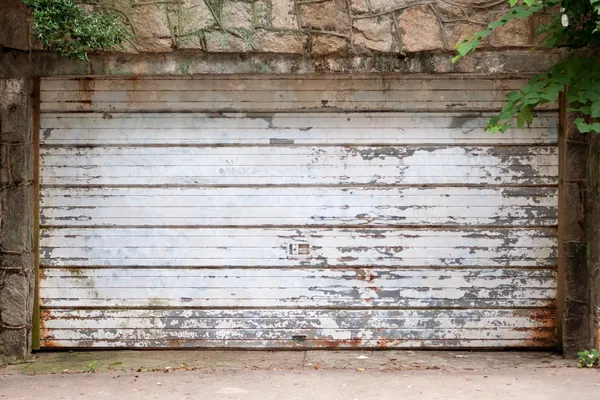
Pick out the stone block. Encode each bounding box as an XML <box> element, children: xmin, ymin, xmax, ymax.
<box><xmin>563</xmin><ymin>297</ymin><xmax>591</xmax><ymax>357</ymax></box>
<box><xmin>431</xmin><ymin>2</ymin><xmax>465</xmax><ymax>21</ymax></box>
<box><xmin>564</xmin><ymin>241</ymin><xmax>589</xmax><ymax>301</ymax></box>
<box><xmin>204</xmin><ymin>31</ymin><xmax>252</xmax><ymax>52</ymax></box>
<box><xmin>368</xmin><ymin>0</ymin><xmax>427</xmax><ymax>13</ymax></box>
<box><xmin>172</xmin><ymin>1</ymin><xmax>216</xmax><ymax>35</ymax></box>
<box><xmin>135</xmin><ymin>37</ymin><xmax>174</xmax><ymax>53</ymax></box>
<box><xmin>129</xmin><ymin>5</ymin><xmax>172</xmax><ymax>37</ymax></box>
<box><xmin>177</xmin><ymin>34</ymin><xmax>204</xmax><ymax>50</ymax></box>
<box><xmin>222</xmin><ymin>1</ymin><xmax>254</xmax><ymax>30</ymax></box>
<box><xmin>353</xmin><ymin>16</ymin><xmax>394</xmax><ymax>52</ymax></box>
<box><xmin>253</xmin><ymin>1</ymin><xmax>270</xmax><ymax>27</ymax></box>
<box><xmin>1</xmin><ymin>185</ymin><xmax>33</xmax><ymax>251</ymax></box>
<box><xmin>0</xmin><ymin>274</ymin><xmax>28</xmax><ymax>327</ymax></box>
<box><xmin>0</xmin><ymin>0</ymin><xmax>31</xmax><ymax>51</ymax></box>
<box><xmin>563</xmin><ymin>182</ymin><xmax>585</xmax><ymax>242</ymax></box>
<box><xmin>0</xmin><ymin>142</ymin><xmax>33</xmax><ymax>187</ymax></box>
<box><xmin>299</xmin><ymin>0</ymin><xmax>350</xmax><ymax>33</ymax></box>
<box><xmin>490</xmin><ymin>17</ymin><xmax>535</xmax><ymax>48</ymax></box>
<box><xmin>350</xmin><ymin>0</ymin><xmax>370</xmax><ymax>13</ymax></box>
<box><xmin>397</xmin><ymin>5</ymin><xmax>444</xmax><ymax>52</ymax></box>
<box><xmin>444</xmin><ymin>22</ymin><xmax>485</xmax><ymax>50</ymax></box>
<box><xmin>253</xmin><ymin>31</ymin><xmax>307</xmax><ymax>54</ymax></box>
<box><xmin>1</xmin><ymin>103</ymin><xmax>31</xmax><ymax>139</ymax></box>
<box><xmin>0</xmin><ymin>329</ymin><xmax>28</xmax><ymax>361</ymax></box>
<box><xmin>312</xmin><ymin>35</ymin><xmax>348</xmax><ymax>55</ymax></box>
<box><xmin>271</xmin><ymin>0</ymin><xmax>298</xmax><ymax>29</ymax></box>
<box><xmin>565</xmin><ymin>142</ymin><xmax>589</xmax><ymax>181</ymax></box>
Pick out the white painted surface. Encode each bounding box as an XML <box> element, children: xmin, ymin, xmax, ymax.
<box><xmin>38</xmin><ymin>76</ymin><xmax>559</xmax><ymax>349</ymax></box>
<box><xmin>40</xmin><ymin>113</ymin><xmax>558</xmax><ymax>145</ymax></box>
<box><xmin>40</xmin><ymin>145</ymin><xmax>558</xmax><ymax>186</ymax></box>
<box><xmin>40</xmin><ymin>187</ymin><xmax>557</xmax><ymax>226</ymax></box>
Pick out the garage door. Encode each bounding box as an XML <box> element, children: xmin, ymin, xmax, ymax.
<box><xmin>38</xmin><ymin>76</ymin><xmax>559</xmax><ymax>349</ymax></box>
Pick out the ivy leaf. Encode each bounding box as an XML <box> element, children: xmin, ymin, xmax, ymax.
<box><xmin>591</xmin><ymin>102</ymin><xmax>600</xmax><ymax>118</ymax></box>
<box><xmin>516</xmin><ymin>107</ymin><xmax>533</xmax><ymax>128</ymax></box>
<box><xmin>575</xmin><ymin>118</ymin><xmax>600</xmax><ymax>133</ymax></box>
<box><xmin>539</xmin><ymin>84</ymin><xmax>561</xmax><ymax>102</ymax></box>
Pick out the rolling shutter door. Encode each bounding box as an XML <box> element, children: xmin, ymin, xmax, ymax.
<box><xmin>38</xmin><ymin>76</ymin><xmax>559</xmax><ymax>348</ymax></box>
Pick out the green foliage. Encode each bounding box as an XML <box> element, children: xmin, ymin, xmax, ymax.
<box><xmin>85</xmin><ymin>360</ymin><xmax>99</xmax><ymax>372</ymax></box>
<box><xmin>577</xmin><ymin>349</ymin><xmax>599</xmax><ymax>367</ymax></box>
<box><xmin>452</xmin><ymin>0</ymin><xmax>558</xmax><ymax>64</ymax></box>
<box><xmin>454</xmin><ymin>0</ymin><xmax>600</xmax><ymax>134</ymax></box>
<box><xmin>21</xmin><ymin>0</ymin><xmax>131</xmax><ymax>60</ymax></box>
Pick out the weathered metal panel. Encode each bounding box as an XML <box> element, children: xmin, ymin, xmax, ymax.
<box><xmin>38</xmin><ymin>76</ymin><xmax>559</xmax><ymax>349</ymax></box>
<box><xmin>39</xmin><ymin>267</ymin><xmax>556</xmax><ymax>308</ymax></box>
<box><xmin>38</xmin><ymin>77</ymin><xmax>535</xmax><ymax>92</ymax></box>
<box><xmin>40</xmin><ymin>187</ymin><xmax>558</xmax><ymax>227</ymax></box>
<box><xmin>40</xmin><ymin>309</ymin><xmax>556</xmax><ymax>348</ymax></box>
<box><xmin>39</xmin><ymin>227</ymin><xmax>557</xmax><ymax>267</ymax></box>
<box><xmin>39</xmin><ymin>113</ymin><xmax>559</xmax><ymax>145</ymax></box>
<box><xmin>38</xmin><ymin>76</ymin><xmax>558</xmax><ymax>113</ymax></box>
<box><xmin>39</xmin><ymin>146</ymin><xmax>558</xmax><ymax>186</ymax></box>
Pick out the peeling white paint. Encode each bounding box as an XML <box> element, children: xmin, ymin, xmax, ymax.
<box><xmin>38</xmin><ymin>77</ymin><xmax>559</xmax><ymax>349</ymax></box>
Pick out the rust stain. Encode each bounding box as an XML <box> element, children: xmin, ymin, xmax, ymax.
<box><xmin>40</xmin><ymin>340</ymin><xmax>61</xmax><ymax>348</ymax></box>
<box><xmin>167</xmin><ymin>339</ymin><xmax>182</xmax><ymax>348</ymax></box>
<box><xmin>527</xmin><ymin>310</ymin><xmax>556</xmax><ymax>326</ymax></box>
<box><xmin>75</xmin><ymin>77</ymin><xmax>94</xmax><ymax>108</ymax></box>
<box><xmin>39</xmin><ymin>316</ymin><xmax>61</xmax><ymax>348</ymax></box>
<box><xmin>310</xmin><ymin>338</ymin><xmax>362</xmax><ymax>348</ymax></box>
<box><xmin>65</xmin><ymin>100</ymin><xmax>92</xmax><ymax>104</ymax></box>
<box><xmin>353</xmin><ymin>267</ymin><xmax>375</xmax><ymax>282</ymax></box>
<box><xmin>127</xmin><ymin>77</ymin><xmax>138</xmax><ymax>102</ymax></box>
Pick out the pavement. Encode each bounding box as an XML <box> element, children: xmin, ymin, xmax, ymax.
<box><xmin>1</xmin><ymin>350</ymin><xmax>599</xmax><ymax>399</ymax></box>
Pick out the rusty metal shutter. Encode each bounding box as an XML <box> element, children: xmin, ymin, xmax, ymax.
<box><xmin>38</xmin><ymin>76</ymin><xmax>559</xmax><ymax>349</ymax></box>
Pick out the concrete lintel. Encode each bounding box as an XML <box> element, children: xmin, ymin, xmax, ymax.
<box><xmin>0</xmin><ymin>49</ymin><xmax>563</xmax><ymax>78</ymax></box>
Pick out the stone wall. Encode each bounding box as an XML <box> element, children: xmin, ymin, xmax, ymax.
<box><xmin>2</xmin><ymin>0</ymin><xmax>549</xmax><ymax>56</ymax></box>
<box><xmin>1</xmin><ymin>0</ymin><xmax>596</xmax><ymax>362</ymax></box>
<box><xmin>0</xmin><ymin>79</ymin><xmax>35</xmax><ymax>363</ymax></box>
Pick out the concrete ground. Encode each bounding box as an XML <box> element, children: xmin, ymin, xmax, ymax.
<box><xmin>1</xmin><ymin>351</ymin><xmax>599</xmax><ymax>399</ymax></box>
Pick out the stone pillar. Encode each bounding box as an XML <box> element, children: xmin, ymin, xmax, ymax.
<box><xmin>0</xmin><ymin>79</ymin><xmax>35</xmax><ymax>362</ymax></box>
<box><xmin>560</xmin><ymin>107</ymin><xmax>592</xmax><ymax>357</ymax></box>
<box><xmin>587</xmin><ymin>133</ymin><xmax>600</xmax><ymax>352</ymax></box>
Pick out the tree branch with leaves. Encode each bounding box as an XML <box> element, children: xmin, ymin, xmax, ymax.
<box><xmin>454</xmin><ymin>0</ymin><xmax>600</xmax><ymax>133</ymax></box>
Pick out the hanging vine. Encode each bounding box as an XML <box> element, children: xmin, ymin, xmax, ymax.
<box><xmin>21</xmin><ymin>0</ymin><xmax>132</xmax><ymax>60</ymax></box>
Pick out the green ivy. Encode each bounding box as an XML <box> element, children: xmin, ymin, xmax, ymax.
<box><xmin>454</xmin><ymin>0</ymin><xmax>600</xmax><ymax>134</ymax></box>
<box><xmin>21</xmin><ymin>0</ymin><xmax>131</xmax><ymax>60</ymax></box>
<box><xmin>577</xmin><ymin>348</ymin><xmax>599</xmax><ymax>367</ymax></box>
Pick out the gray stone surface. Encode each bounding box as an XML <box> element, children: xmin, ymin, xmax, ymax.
<box><xmin>397</xmin><ymin>5</ymin><xmax>445</xmax><ymax>52</ymax></box>
<box><xmin>2</xmin><ymin>350</ymin><xmax>571</xmax><ymax>374</ymax></box>
<box><xmin>0</xmin><ymin>0</ymin><xmax>544</xmax><ymax>55</ymax></box>
<box><xmin>0</xmin><ymin>79</ymin><xmax>35</xmax><ymax>362</ymax></box>
<box><xmin>0</xmin><ymin>351</ymin><xmax>589</xmax><ymax>400</ymax></box>
<box><xmin>353</xmin><ymin>16</ymin><xmax>394</xmax><ymax>52</ymax></box>
<box><xmin>222</xmin><ymin>1</ymin><xmax>254</xmax><ymax>30</ymax></box>
<box><xmin>0</xmin><ymin>50</ymin><xmax>564</xmax><ymax>78</ymax></box>
<box><xmin>299</xmin><ymin>0</ymin><xmax>351</xmax><ymax>33</ymax></box>
<box><xmin>311</xmin><ymin>35</ymin><xmax>348</xmax><ymax>55</ymax></box>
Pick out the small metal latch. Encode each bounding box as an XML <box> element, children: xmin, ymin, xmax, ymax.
<box><xmin>288</xmin><ymin>243</ymin><xmax>310</xmax><ymax>256</ymax></box>
<box><xmin>291</xmin><ymin>334</ymin><xmax>307</xmax><ymax>343</ymax></box>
